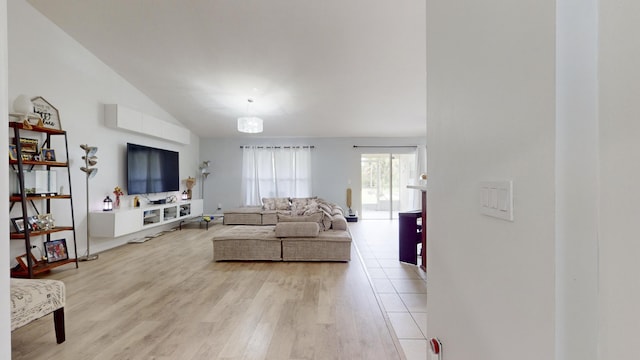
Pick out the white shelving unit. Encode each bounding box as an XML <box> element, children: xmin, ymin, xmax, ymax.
<box><xmin>89</xmin><ymin>199</ymin><xmax>203</xmax><ymax>238</ymax></box>
<box><xmin>104</xmin><ymin>104</ymin><xmax>190</xmax><ymax>145</ymax></box>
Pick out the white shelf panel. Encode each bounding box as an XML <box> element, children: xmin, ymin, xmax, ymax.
<box><xmin>90</xmin><ymin>199</ymin><xmax>203</xmax><ymax>238</ymax></box>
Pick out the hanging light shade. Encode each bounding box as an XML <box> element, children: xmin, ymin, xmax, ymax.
<box><xmin>237</xmin><ymin>98</ymin><xmax>263</xmax><ymax>133</ymax></box>
<box><xmin>237</xmin><ymin>116</ymin><xmax>263</xmax><ymax>133</ymax></box>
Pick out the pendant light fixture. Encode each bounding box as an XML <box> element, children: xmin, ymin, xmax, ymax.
<box><xmin>237</xmin><ymin>98</ymin><xmax>263</xmax><ymax>133</ymax></box>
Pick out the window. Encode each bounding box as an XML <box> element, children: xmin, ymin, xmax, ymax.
<box><xmin>241</xmin><ymin>146</ymin><xmax>312</xmax><ymax>206</ymax></box>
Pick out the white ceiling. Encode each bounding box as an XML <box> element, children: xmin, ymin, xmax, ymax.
<box><xmin>26</xmin><ymin>0</ymin><xmax>426</xmax><ymax>139</ymax></box>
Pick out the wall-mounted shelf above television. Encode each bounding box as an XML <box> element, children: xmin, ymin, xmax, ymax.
<box><xmin>104</xmin><ymin>104</ymin><xmax>190</xmax><ymax>144</ymax></box>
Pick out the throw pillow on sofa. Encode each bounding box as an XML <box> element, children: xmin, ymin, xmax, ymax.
<box><xmin>320</xmin><ymin>210</ymin><xmax>333</xmax><ymax>230</ymax></box>
<box><xmin>291</xmin><ymin>197</ymin><xmax>317</xmax><ymax>215</ymax></box>
<box><xmin>262</xmin><ymin>197</ymin><xmax>276</xmax><ymax>210</ymax></box>
<box><xmin>318</xmin><ymin>203</ymin><xmax>332</xmax><ymax>215</ymax></box>
<box><xmin>262</xmin><ymin>197</ymin><xmax>291</xmax><ymax>211</ymax></box>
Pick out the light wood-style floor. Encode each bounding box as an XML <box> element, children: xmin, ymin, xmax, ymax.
<box><xmin>11</xmin><ymin>224</ymin><xmax>403</xmax><ymax>360</ymax></box>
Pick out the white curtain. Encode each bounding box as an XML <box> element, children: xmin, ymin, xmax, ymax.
<box><xmin>241</xmin><ymin>146</ymin><xmax>312</xmax><ymax>206</ymax></box>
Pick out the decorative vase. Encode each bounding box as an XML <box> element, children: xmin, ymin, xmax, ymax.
<box><xmin>13</xmin><ymin>94</ymin><xmax>32</xmax><ymax>114</ymax></box>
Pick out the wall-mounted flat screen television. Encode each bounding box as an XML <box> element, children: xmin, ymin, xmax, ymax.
<box><xmin>127</xmin><ymin>143</ymin><xmax>179</xmax><ymax>195</ymax></box>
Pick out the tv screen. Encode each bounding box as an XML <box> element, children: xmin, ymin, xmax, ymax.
<box><xmin>127</xmin><ymin>143</ymin><xmax>179</xmax><ymax>195</ymax></box>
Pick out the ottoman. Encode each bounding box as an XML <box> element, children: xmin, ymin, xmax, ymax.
<box><xmin>212</xmin><ymin>225</ymin><xmax>281</xmax><ymax>261</ymax></box>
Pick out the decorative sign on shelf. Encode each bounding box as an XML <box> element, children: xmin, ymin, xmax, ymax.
<box><xmin>31</xmin><ymin>96</ymin><xmax>61</xmax><ymax>130</ymax></box>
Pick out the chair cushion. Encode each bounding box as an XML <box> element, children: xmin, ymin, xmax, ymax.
<box><xmin>11</xmin><ymin>278</ymin><xmax>65</xmax><ymax>331</ymax></box>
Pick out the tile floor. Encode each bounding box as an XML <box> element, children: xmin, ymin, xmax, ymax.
<box><xmin>349</xmin><ymin>219</ymin><xmax>428</xmax><ymax>360</ymax></box>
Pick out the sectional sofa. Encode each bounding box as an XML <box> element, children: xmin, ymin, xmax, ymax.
<box><xmin>212</xmin><ymin>197</ymin><xmax>352</xmax><ymax>262</ymax></box>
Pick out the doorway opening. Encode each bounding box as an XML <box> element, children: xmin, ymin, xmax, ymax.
<box><xmin>360</xmin><ymin>153</ymin><xmax>417</xmax><ymax>219</ymax></box>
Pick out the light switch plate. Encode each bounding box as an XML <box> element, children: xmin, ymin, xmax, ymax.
<box><xmin>480</xmin><ymin>180</ymin><xmax>513</xmax><ymax>221</ymax></box>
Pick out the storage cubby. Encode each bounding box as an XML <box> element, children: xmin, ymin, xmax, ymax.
<box><xmin>179</xmin><ymin>203</ymin><xmax>191</xmax><ymax>217</ymax></box>
<box><xmin>143</xmin><ymin>209</ymin><xmax>161</xmax><ymax>226</ymax></box>
<box><xmin>163</xmin><ymin>206</ymin><xmax>177</xmax><ymax>221</ymax></box>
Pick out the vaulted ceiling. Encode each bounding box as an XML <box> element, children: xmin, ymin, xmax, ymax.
<box><xmin>27</xmin><ymin>0</ymin><xmax>426</xmax><ymax>138</ymax></box>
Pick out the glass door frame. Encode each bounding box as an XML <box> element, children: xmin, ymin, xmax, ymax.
<box><xmin>360</xmin><ymin>151</ymin><xmax>417</xmax><ymax>220</ymax></box>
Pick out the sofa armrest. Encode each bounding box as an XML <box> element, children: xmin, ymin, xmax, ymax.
<box><xmin>331</xmin><ymin>215</ymin><xmax>348</xmax><ymax>230</ymax></box>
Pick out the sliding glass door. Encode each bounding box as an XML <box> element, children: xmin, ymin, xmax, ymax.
<box><xmin>361</xmin><ymin>153</ymin><xmax>417</xmax><ymax>219</ymax></box>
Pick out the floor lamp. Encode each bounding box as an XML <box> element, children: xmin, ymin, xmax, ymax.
<box><xmin>200</xmin><ymin>160</ymin><xmax>211</xmax><ymax>198</ymax></box>
<box><xmin>79</xmin><ymin>144</ymin><xmax>99</xmax><ymax>261</ymax></box>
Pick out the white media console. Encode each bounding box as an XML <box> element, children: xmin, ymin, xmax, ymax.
<box><xmin>89</xmin><ymin>199</ymin><xmax>203</xmax><ymax>238</ymax></box>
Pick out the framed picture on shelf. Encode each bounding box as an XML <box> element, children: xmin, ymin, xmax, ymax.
<box><xmin>44</xmin><ymin>239</ymin><xmax>68</xmax><ymax>263</ymax></box>
<box><xmin>17</xmin><ymin>137</ymin><xmax>38</xmax><ymax>154</ymax></box>
<box><xmin>31</xmin><ymin>96</ymin><xmax>61</xmax><ymax>130</ymax></box>
<box><xmin>41</xmin><ymin>148</ymin><xmax>56</xmax><ymax>162</ymax></box>
<box><xmin>10</xmin><ymin>217</ymin><xmax>31</xmax><ymax>233</ymax></box>
<box><xmin>16</xmin><ymin>253</ymin><xmax>39</xmax><ymax>271</ymax></box>
<box><xmin>9</xmin><ymin>144</ymin><xmax>17</xmax><ymax>160</ymax></box>
<box><xmin>27</xmin><ymin>215</ymin><xmax>39</xmax><ymax>231</ymax></box>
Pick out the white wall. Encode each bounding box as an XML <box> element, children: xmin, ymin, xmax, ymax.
<box><xmin>200</xmin><ymin>137</ymin><xmax>426</xmax><ymax>214</ymax></box>
<box><xmin>8</xmin><ymin>0</ymin><xmax>200</xmax><ymax>260</ymax></box>
<box><xmin>598</xmin><ymin>0</ymin><xmax>640</xmax><ymax>358</ymax></box>
<box><xmin>0</xmin><ymin>0</ymin><xmax>11</xmax><ymax>357</ymax></box>
<box><xmin>425</xmin><ymin>1</ymin><xmax>556</xmax><ymax>359</ymax></box>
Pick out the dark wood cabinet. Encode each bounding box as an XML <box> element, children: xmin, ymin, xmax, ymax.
<box><xmin>404</xmin><ymin>186</ymin><xmax>426</xmax><ymax>271</ymax></box>
<box><xmin>399</xmin><ymin>210</ymin><xmax>422</xmax><ymax>265</ymax></box>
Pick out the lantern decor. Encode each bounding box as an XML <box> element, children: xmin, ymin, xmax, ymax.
<box><xmin>182</xmin><ymin>190</ymin><xmax>188</xmax><ymax>200</ymax></box>
<box><xmin>80</xmin><ymin>144</ymin><xmax>99</xmax><ymax>261</ymax></box>
<box><xmin>103</xmin><ymin>196</ymin><xmax>113</xmax><ymax>211</ymax></box>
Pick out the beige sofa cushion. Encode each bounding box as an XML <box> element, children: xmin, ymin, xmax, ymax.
<box><xmin>261</xmin><ymin>210</ymin><xmax>278</xmax><ymax>225</ymax></box>
<box><xmin>275</xmin><ymin>222</ymin><xmax>319</xmax><ymax>238</ymax></box>
<box><xmin>291</xmin><ymin>197</ymin><xmax>317</xmax><ymax>215</ymax></box>
<box><xmin>262</xmin><ymin>197</ymin><xmax>290</xmax><ymax>210</ymax></box>
<box><xmin>223</xmin><ymin>207</ymin><xmax>263</xmax><ymax>225</ymax></box>
<box><xmin>278</xmin><ymin>212</ymin><xmax>323</xmax><ymax>223</ymax></box>
<box><xmin>279</xmin><ymin>211</ymin><xmax>326</xmax><ymax>230</ymax></box>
